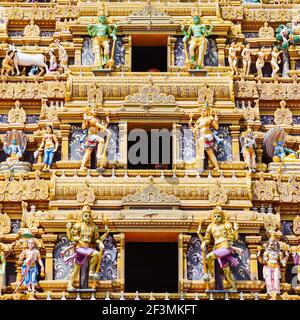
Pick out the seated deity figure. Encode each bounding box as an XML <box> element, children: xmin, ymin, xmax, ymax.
<box><xmin>48</xmin><ymin>50</ymin><xmax>58</xmax><ymax>72</ymax></box>
<box><xmin>61</xmin><ymin>205</ymin><xmax>109</xmax><ymax>291</ymax></box>
<box><xmin>257</xmin><ymin>234</ymin><xmax>289</xmax><ymax>300</ymax></box>
<box><xmin>189</xmin><ymin>103</ymin><xmax>220</xmax><ymax>173</ymax></box>
<box><xmin>18</xmin><ymin>238</ymin><xmax>45</xmax><ymax>293</ymax></box>
<box><xmin>240</xmin><ymin>126</ymin><xmax>257</xmax><ymax>172</ymax></box>
<box><xmin>87</xmin><ymin>11</ymin><xmax>117</xmax><ymax>69</ymax></box>
<box><xmin>200</xmin><ymin>206</ymin><xmax>241</xmax><ymax>291</ymax></box>
<box><xmin>36</xmin><ymin>123</ymin><xmax>59</xmax><ymax>171</ymax></box>
<box><xmin>181</xmin><ymin>14</ymin><xmax>213</xmax><ymax>70</ymax></box>
<box><xmin>80</xmin><ymin>106</ymin><xmax>111</xmax><ymax>170</ymax></box>
<box><xmin>2</xmin><ymin>130</ymin><xmax>27</xmax><ymax>166</ymax></box>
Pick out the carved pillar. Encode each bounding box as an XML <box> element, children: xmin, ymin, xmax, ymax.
<box><xmin>42</xmin><ymin>234</ymin><xmax>57</xmax><ymax>281</ymax></box>
<box><xmin>168</xmin><ymin>36</ymin><xmax>176</xmax><ymax>70</ymax></box>
<box><xmin>245</xmin><ymin>236</ymin><xmax>261</xmax><ymax>281</ymax></box>
<box><xmin>123</xmin><ymin>36</ymin><xmax>132</xmax><ymax>72</ymax></box>
<box><xmin>172</xmin><ymin>123</ymin><xmax>181</xmax><ymax>170</ymax></box>
<box><xmin>256</xmin><ymin>143</ymin><xmax>263</xmax><ymax>163</ymax></box>
<box><xmin>115</xmin><ymin>233</ymin><xmax>125</xmax><ymax>291</ymax></box>
<box><xmin>14</xmin><ymin>247</ymin><xmax>23</xmax><ymax>283</ymax></box>
<box><xmin>74</xmin><ymin>38</ymin><xmax>84</xmax><ymax>66</ymax></box>
<box><xmin>60</xmin><ymin>124</ymin><xmax>71</xmax><ymax>161</ymax></box>
<box><xmin>229</xmin><ymin>125</ymin><xmax>240</xmax><ymax>162</ymax></box>
<box><xmin>216</xmin><ymin>38</ymin><xmax>226</xmax><ymax>67</ymax></box>
<box><xmin>178</xmin><ymin>233</ymin><xmax>184</xmax><ymax>292</ymax></box>
<box><xmin>119</xmin><ymin>121</ymin><xmax>128</xmax><ymax>169</ymax></box>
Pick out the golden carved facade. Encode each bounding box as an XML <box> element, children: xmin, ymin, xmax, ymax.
<box><xmin>0</xmin><ymin>0</ymin><xmax>300</xmax><ymax>301</ymax></box>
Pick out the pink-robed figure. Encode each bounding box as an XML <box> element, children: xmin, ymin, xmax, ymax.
<box><xmin>258</xmin><ymin>235</ymin><xmax>289</xmax><ymax>299</ymax></box>
<box><xmin>200</xmin><ymin>206</ymin><xmax>242</xmax><ymax>291</ymax></box>
<box><xmin>60</xmin><ymin>205</ymin><xmax>109</xmax><ymax>291</ymax></box>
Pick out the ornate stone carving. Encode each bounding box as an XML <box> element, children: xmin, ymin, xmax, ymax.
<box><xmin>122</xmin><ymin>183</ymin><xmax>181</xmax><ymax>205</ymax></box>
<box><xmin>197</xmin><ymin>84</ymin><xmax>214</xmax><ymax>106</ymax></box>
<box><xmin>208</xmin><ymin>181</ymin><xmax>228</xmax><ymax>204</ymax></box>
<box><xmin>221</xmin><ymin>6</ymin><xmax>243</xmax><ymax>20</ymax></box>
<box><xmin>274</xmin><ymin>100</ymin><xmax>293</xmax><ymax>126</ymax></box>
<box><xmin>286</xmin><ymin>74</ymin><xmax>300</xmax><ymax>100</ymax></box>
<box><xmin>8</xmin><ymin>100</ymin><xmax>26</xmax><ymax>124</ymax></box>
<box><xmin>277</xmin><ymin>175</ymin><xmax>300</xmax><ymax>202</ymax></box>
<box><xmin>76</xmin><ymin>184</ymin><xmax>96</xmax><ymax>205</ymax></box>
<box><xmin>23</xmin><ymin>19</ymin><xmax>40</xmax><ymax>37</ymax></box>
<box><xmin>243</xmin><ymin>100</ymin><xmax>260</xmax><ymax>122</ymax></box>
<box><xmin>260</xmin><ymin>76</ymin><xmax>285</xmax><ymax>100</ymax></box>
<box><xmin>87</xmin><ymin>82</ymin><xmax>103</xmax><ymax>106</ymax></box>
<box><xmin>0</xmin><ymin>204</ymin><xmax>11</xmax><ymax>234</ymax></box>
<box><xmin>252</xmin><ymin>174</ymin><xmax>275</xmax><ymax>201</ymax></box>
<box><xmin>235</xmin><ymin>78</ymin><xmax>258</xmax><ymax>98</ymax></box>
<box><xmin>293</xmin><ymin>215</ymin><xmax>300</xmax><ymax>236</ymax></box>
<box><xmin>259</xmin><ymin>22</ymin><xmax>274</xmax><ymax>38</ymax></box>
<box><xmin>124</xmin><ymin>77</ymin><xmax>176</xmax><ymax>106</ymax></box>
<box><xmin>0</xmin><ymin>172</ymin><xmax>49</xmax><ymax>202</ymax></box>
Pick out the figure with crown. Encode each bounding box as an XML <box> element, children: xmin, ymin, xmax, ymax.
<box><xmin>198</xmin><ymin>206</ymin><xmax>242</xmax><ymax>291</ymax></box>
<box><xmin>80</xmin><ymin>105</ymin><xmax>111</xmax><ymax>170</ymax></box>
<box><xmin>87</xmin><ymin>3</ymin><xmax>117</xmax><ymax>69</ymax></box>
<box><xmin>60</xmin><ymin>205</ymin><xmax>109</xmax><ymax>291</ymax></box>
<box><xmin>240</xmin><ymin>126</ymin><xmax>257</xmax><ymax>172</ymax></box>
<box><xmin>181</xmin><ymin>7</ymin><xmax>213</xmax><ymax>70</ymax></box>
<box><xmin>189</xmin><ymin>102</ymin><xmax>220</xmax><ymax>173</ymax></box>
<box><xmin>257</xmin><ymin>232</ymin><xmax>289</xmax><ymax>300</ymax></box>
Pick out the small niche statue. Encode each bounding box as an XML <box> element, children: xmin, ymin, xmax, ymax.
<box><xmin>189</xmin><ymin>103</ymin><xmax>220</xmax><ymax>173</ymax></box>
<box><xmin>240</xmin><ymin>126</ymin><xmax>257</xmax><ymax>172</ymax></box>
<box><xmin>181</xmin><ymin>12</ymin><xmax>213</xmax><ymax>70</ymax></box>
<box><xmin>2</xmin><ymin>130</ymin><xmax>27</xmax><ymax>166</ymax></box>
<box><xmin>60</xmin><ymin>205</ymin><xmax>109</xmax><ymax>291</ymax></box>
<box><xmin>80</xmin><ymin>106</ymin><xmax>111</xmax><ymax>170</ymax></box>
<box><xmin>87</xmin><ymin>6</ymin><xmax>117</xmax><ymax>69</ymax></box>
<box><xmin>36</xmin><ymin>123</ymin><xmax>59</xmax><ymax>171</ymax></box>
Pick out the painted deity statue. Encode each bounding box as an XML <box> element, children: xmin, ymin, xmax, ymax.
<box><xmin>48</xmin><ymin>50</ymin><xmax>58</xmax><ymax>73</ymax></box>
<box><xmin>181</xmin><ymin>15</ymin><xmax>213</xmax><ymax>70</ymax></box>
<box><xmin>228</xmin><ymin>42</ymin><xmax>241</xmax><ymax>75</ymax></box>
<box><xmin>255</xmin><ymin>47</ymin><xmax>267</xmax><ymax>77</ymax></box>
<box><xmin>36</xmin><ymin>123</ymin><xmax>59</xmax><ymax>171</ymax></box>
<box><xmin>240</xmin><ymin>127</ymin><xmax>257</xmax><ymax>172</ymax></box>
<box><xmin>2</xmin><ymin>130</ymin><xmax>27</xmax><ymax>166</ymax></box>
<box><xmin>18</xmin><ymin>238</ymin><xmax>44</xmax><ymax>293</ymax></box>
<box><xmin>291</xmin><ymin>245</ymin><xmax>300</xmax><ymax>285</ymax></box>
<box><xmin>0</xmin><ymin>243</ymin><xmax>6</xmax><ymax>291</ymax></box>
<box><xmin>257</xmin><ymin>235</ymin><xmax>289</xmax><ymax>299</ymax></box>
<box><xmin>200</xmin><ymin>206</ymin><xmax>241</xmax><ymax>291</ymax></box>
<box><xmin>87</xmin><ymin>14</ymin><xmax>117</xmax><ymax>69</ymax></box>
<box><xmin>80</xmin><ymin>106</ymin><xmax>111</xmax><ymax>170</ymax></box>
<box><xmin>61</xmin><ymin>205</ymin><xmax>109</xmax><ymax>291</ymax></box>
<box><xmin>189</xmin><ymin>103</ymin><xmax>220</xmax><ymax>173</ymax></box>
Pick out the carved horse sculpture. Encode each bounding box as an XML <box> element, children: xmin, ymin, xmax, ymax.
<box><xmin>8</xmin><ymin>45</ymin><xmax>49</xmax><ymax>76</ymax></box>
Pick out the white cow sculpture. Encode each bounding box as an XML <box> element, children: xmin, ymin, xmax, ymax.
<box><xmin>9</xmin><ymin>45</ymin><xmax>49</xmax><ymax>76</ymax></box>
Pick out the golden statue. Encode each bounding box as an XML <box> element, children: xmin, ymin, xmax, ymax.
<box><xmin>61</xmin><ymin>205</ymin><xmax>109</xmax><ymax>291</ymax></box>
<box><xmin>8</xmin><ymin>100</ymin><xmax>26</xmax><ymax>124</ymax></box>
<box><xmin>199</xmin><ymin>206</ymin><xmax>241</xmax><ymax>291</ymax></box>
<box><xmin>80</xmin><ymin>106</ymin><xmax>111</xmax><ymax>170</ymax></box>
<box><xmin>189</xmin><ymin>103</ymin><xmax>220</xmax><ymax>173</ymax></box>
<box><xmin>258</xmin><ymin>22</ymin><xmax>274</xmax><ymax>39</ymax></box>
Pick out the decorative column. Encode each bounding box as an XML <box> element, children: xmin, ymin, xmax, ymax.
<box><xmin>172</xmin><ymin>123</ymin><xmax>181</xmax><ymax>170</ymax></box>
<box><xmin>245</xmin><ymin>236</ymin><xmax>261</xmax><ymax>281</ymax></box>
<box><xmin>60</xmin><ymin>124</ymin><xmax>71</xmax><ymax>161</ymax></box>
<box><xmin>168</xmin><ymin>36</ymin><xmax>176</xmax><ymax>70</ymax></box>
<box><xmin>178</xmin><ymin>233</ymin><xmax>184</xmax><ymax>293</ymax></box>
<box><xmin>42</xmin><ymin>234</ymin><xmax>57</xmax><ymax>281</ymax></box>
<box><xmin>256</xmin><ymin>143</ymin><xmax>263</xmax><ymax>163</ymax></box>
<box><xmin>123</xmin><ymin>36</ymin><xmax>132</xmax><ymax>72</ymax></box>
<box><xmin>115</xmin><ymin>233</ymin><xmax>125</xmax><ymax>291</ymax></box>
<box><xmin>229</xmin><ymin>125</ymin><xmax>240</xmax><ymax>162</ymax></box>
<box><xmin>73</xmin><ymin>38</ymin><xmax>84</xmax><ymax>66</ymax></box>
<box><xmin>119</xmin><ymin>121</ymin><xmax>128</xmax><ymax>169</ymax></box>
<box><xmin>216</xmin><ymin>38</ymin><xmax>226</xmax><ymax>67</ymax></box>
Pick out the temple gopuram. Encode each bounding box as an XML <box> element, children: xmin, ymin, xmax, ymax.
<box><xmin>0</xmin><ymin>0</ymin><xmax>300</xmax><ymax>301</ymax></box>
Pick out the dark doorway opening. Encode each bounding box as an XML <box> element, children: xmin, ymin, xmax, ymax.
<box><xmin>125</xmin><ymin>242</ymin><xmax>178</xmax><ymax>293</ymax></box>
<box><xmin>132</xmin><ymin>46</ymin><xmax>167</xmax><ymax>72</ymax></box>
